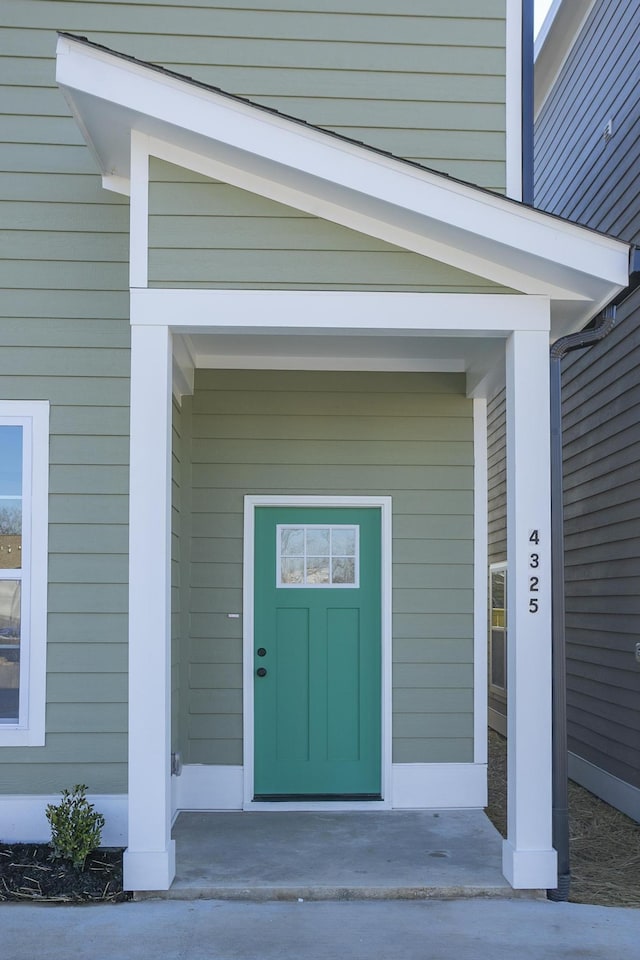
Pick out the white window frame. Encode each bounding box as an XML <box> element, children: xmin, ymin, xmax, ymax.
<box><xmin>0</xmin><ymin>401</ymin><xmax>49</xmax><ymax>746</ymax></box>
<box><xmin>489</xmin><ymin>561</ymin><xmax>507</xmax><ymax>699</ymax></box>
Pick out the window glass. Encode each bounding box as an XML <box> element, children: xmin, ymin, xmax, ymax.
<box><xmin>491</xmin><ymin>569</ymin><xmax>506</xmax><ymax>628</ymax></box>
<box><xmin>0</xmin><ymin>426</ymin><xmax>23</xmax><ymax>571</ymax></box>
<box><xmin>0</xmin><ymin>580</ymin><xmax>20</xmax><ymax>722</ymax></box>
<box><xmin>490</xmin><ymin>566</ymin><xmax>507</xmax><ymax>692</ymax></box>
<box><xmin>278</xmin><ymin>525</ymin><xmax>359</xmax><ymax>587</ymax></box>
<box><xmin>0</xmin><ymin>425</ymin><xmax>23</xmax><ymax>724</ymax></box>
<box><xmin>0</xmin><ymin>403</ymin><xmax>49</xmax><ymax>745</ymax></box>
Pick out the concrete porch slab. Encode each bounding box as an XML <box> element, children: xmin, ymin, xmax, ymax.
<box><xmin>139</xmin><ymin>810</ymin><xmax>537</xmax><ymax>901</ymax></box>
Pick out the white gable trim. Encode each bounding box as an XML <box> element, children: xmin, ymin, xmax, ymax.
<box><xmin>56</xmin><ymin>33</ymin><xmax>630</xmax><ymax>334</ymax></box>
<box><xmin>129</xmin><ymin>132</ymin><xmax>149</xmax><ymax>288</ymax></box>
<box><xmin>139</xmin><ymin>135</ymin><xmax>594</xmax><ymax>303</ymax></box>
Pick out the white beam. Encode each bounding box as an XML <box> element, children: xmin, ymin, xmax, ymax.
<box><xmin>130</xmin><ymin>288</ymin><xmax>551</xmax><ymax>336</ymax></box>
<box><xmin>129</xmin><ymin>133</ymin><xmax>149</xmax><ymax>289</ymax></box>
<box><xmin>503</xmin><ymin>329</ymin><xmax>557</xmax><ymax>889</ymax></box>
<box><xmin>123</xmin><ymin>323</ymin><xmax>175</xmax><ymax>891</ymax></box>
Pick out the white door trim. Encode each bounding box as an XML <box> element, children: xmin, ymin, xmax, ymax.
<box><xmin>243</xmin><ymin>495</ymin><xmax>393</xmax><ymax>811</ymax></box>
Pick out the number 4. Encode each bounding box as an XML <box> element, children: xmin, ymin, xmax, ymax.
<box><xmin>529</xmin><ymin>530</ymin><xmax>540</xmax><ymax>544</ymax></box>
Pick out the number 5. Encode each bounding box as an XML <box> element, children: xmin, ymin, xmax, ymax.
<box><xmin>529</xmin><ymin>598</ymin><xmax>539</xmax><ymax>613</ymax></box>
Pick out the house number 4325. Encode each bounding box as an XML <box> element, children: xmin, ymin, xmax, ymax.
<box><xmin>528</xmin><ymin>530</ymin><xmax>540</xmax><ymax>613</ymax></box>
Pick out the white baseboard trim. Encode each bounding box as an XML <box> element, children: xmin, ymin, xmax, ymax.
<box><xmin>0</xmin><ymin>794</ymin><xmax>127</xmax><ymax>846</ymax></box>
<box><xmin>568</xmin><ymin>752</ymin><xmax>640</xmax><ymax>824</ymax></box>
<box><xmin>173</xmin><ymin>765</ymin><xmax>244</xmax><ymax>813</ymax></box>
<box><xmin>392</xmin><ymin>762</ymin><xmax>487</xmax><ymax>808</ymax></box>
<box><xmin>0</xmin><ymin>762</ymin><xmax>490</xmax><ymax>846</ymax></box>
<box><xmin>171</xmin><ymin>763</ymin><xmax>487</xmax><ymax>812</ymax></box>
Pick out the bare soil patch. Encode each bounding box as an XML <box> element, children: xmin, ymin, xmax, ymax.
<box><xmin>0</xmin><ymin>844</ymin><xmax>129</xmax><ymax>903</ymax></box>
<box><xmin>486</xmin><ymin>730</ymin><xmax>640</xmax><ymax>908</ymax></box>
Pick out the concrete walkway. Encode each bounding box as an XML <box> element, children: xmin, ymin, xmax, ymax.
<box><xmin>160</xmin><ymin>809</ymin><xmax>517</xmax><ymax>900</ymax></box>
<box><xmin>3</xmin><ymin>899</ymin><xmax>639</xmax><ymax>959</ymax></box>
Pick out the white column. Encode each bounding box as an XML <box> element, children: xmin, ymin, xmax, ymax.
<box><xmin>503</xmin><ymin>329</ymin><xmax>557</xmax><ymax>889</ymax></box>
<box><xmin>123</xmin><ymin>323</ymin><xmax>175</xmax><ymax>891</ymax></box>
<box><xmin>473</xmin><ymin>398</ymin><xmax>488</xmax><ymax>770</ymax></box>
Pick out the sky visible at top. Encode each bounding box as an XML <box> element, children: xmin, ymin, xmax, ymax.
<box><xmin>0</xmin><ymin>427</ymin><xmax>22</xmax><ymax>497</ymax></box>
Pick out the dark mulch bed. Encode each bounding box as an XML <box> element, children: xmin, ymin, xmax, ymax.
<box><xmin>486</xmin><ymin>730</ymin><xmax>640</xmax><ymax>908</ymax></box>
<box><xmin>0</xmin><ymin>844</ymin><xmax>130</xmax><ymax>903</ymax></box>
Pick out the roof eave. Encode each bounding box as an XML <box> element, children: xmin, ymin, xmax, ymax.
<box><xmin>56</xmin><ymin>33</ymin><xmax>630</xmax><ymax>339</ymax></box>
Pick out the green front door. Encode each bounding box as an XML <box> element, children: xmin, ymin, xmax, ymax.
<box><xmin>254</xmin><ymin>506</ymin><xmax>381</xmax><ymax>799</ymax></box>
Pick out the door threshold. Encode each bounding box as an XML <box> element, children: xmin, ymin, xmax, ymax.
<box><xmin>254</xmin><ymin>793</ymin><xmax>382</xmax><ymax>802</ymax></box>
<box><xmin>244</xmin><ymin>798</ymin><xmax>391</xmax><ymax>812</ymax></box>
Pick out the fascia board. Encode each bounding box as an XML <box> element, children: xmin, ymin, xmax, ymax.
<box><xmin>56</xmin><ymin>34</ymin><xmax>629</xmax><ymax>300</ymax></box>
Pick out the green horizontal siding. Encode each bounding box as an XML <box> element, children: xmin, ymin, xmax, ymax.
<box><xmin>49</xmin><ymin>553</ymin><xmax>129</xmax><ymax>583</ymax></box>
<box><xmin>47</xmin><ymin>672</ymin><xmax>126</xmax><ymax>703</ymax></box>
<box><xmin>0</xmin><ymin>0</ymin><xmax>502</xmax><ymax>795</ymax></box>
<box><xmin>47</xmin><ymin>643</ymin><xmax>128</xmax><ymax>673</ymax></box>
<box><xmin>0</xmin><ymin>22</ymin><xmax>132</xmax><ymax>781</ymax></box>
<box><xmin>4</xmin><ymin>0</ymin><xmax>506</xmax><ymax>187</ymax></box>
<box><xmin>46</xmin><ymin>702</ymin><xmax>127</xmax><ymax>734</ymax></box>
<box><xmin>191</xmin><ymin>464</ymin><xmax>473</xmax><ymax>492</ymax></box>
<box><xmin>394</xmin><ymin>687</ymin><xmax>472</xmax><ymax>713</ymax></box>
<box><xmin>5</xmin><ymin>733</ymin><xmax>127</xmax><ymax>764</ymax></box>
<box><xmin>149</xmin><ymin>162</ymin><xmax>511</xmax><ymax>290</ymax></box>
<box><xmin>46</xmin><ymin>613</ymin><xmax>128</xmax><ymax>645</ymax></box>
<box><xmin>1</xmin><ymin>764</ymin><xmax>127</xmax><ymax>794</ymax></box>
<box><xmin>183</xmin><ymin>369</ymin><xmax>474</xmax><ymax>766</ymax></box>
<box><xmin>189</xmin><ymin>415</ymin><xmax>474</xmax><ymax>443</ymax></box>
<box><xmin>394</xmin><ymin>739</ymin><xmax>472</xmax><ymax>762</ymax></box>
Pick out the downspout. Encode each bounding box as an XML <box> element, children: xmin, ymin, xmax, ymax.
<box><xmin>547</xmin><ymin>247</ymin><xmax>640</xmax><ymax>902</ymax></box>
<box><xmin>547</xmin><ymin>305</ymin><xmax>616</xmax><ymax>902</ymax></box>
<box><xmin>521</xmin><ymin>0</ymin><xmax>535</xmax><ymax>205</ymax></box>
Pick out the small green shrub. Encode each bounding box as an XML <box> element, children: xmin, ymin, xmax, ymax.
<box><xmin>45</xmin><ymin>784</ymin><xmax>106</xmax><ymax>869</ymax></box>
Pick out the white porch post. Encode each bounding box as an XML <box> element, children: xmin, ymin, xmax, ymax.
<box><xmin>503</xmin><ymin>329</ymin><xmax>557</xmax><ymax>889</ymax></box>
<box><xmin>123</xmin><ymin>323</ymin><xmax>175</xmax><ymax>891</ymax></box>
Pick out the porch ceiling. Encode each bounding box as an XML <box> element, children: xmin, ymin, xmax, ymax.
<box><xmin>56</xmin><ymin>33</ymin><xmax>631</xmax><ymax>341</ymax></box>
<box><xmin>184</xmin><ymin>330</ymin><xmax>502</xmax><ymax>376</ymax></box>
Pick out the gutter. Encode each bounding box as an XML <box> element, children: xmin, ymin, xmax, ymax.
<box><xmin>547</xmin><ymin>246</ymin><xmax>640</xmax><ymax>901</ymax></box>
